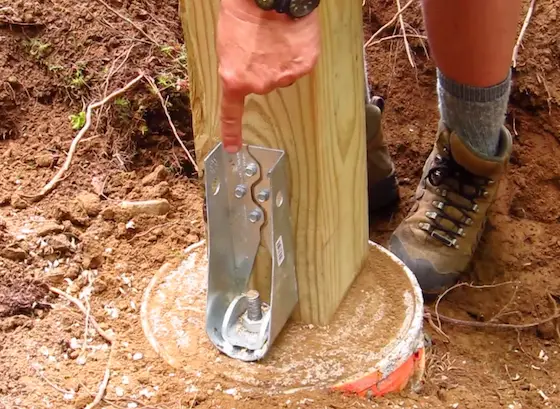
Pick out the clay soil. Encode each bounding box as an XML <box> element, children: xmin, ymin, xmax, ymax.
<box><xmin>0</xmin><ymin>1</ymin><xmax>559</xmax><ymax>409</ymax></box>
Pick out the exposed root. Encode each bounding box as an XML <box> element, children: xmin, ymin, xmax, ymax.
<box><xmin>424</xmin><ymin>309</ymin><xmax>560</xmax><ymax>330</ymax></box>
<box><xmin>425</xmin><ymin>286</ymin><xmax>560</xmax><ymax>333</ymax></box>
<box><xmin>364</xmin><ymin>0</ymin><xmax>414</xmax><ymax>48</ymax></box>
<box><xmin>26</xmin><ymin>73</ymin><xmax>145</xmax><ymax>201</ymax></box>
<box><xmin>368</xmin><ymin>34</ymin><xmax>427</xmax><ymax>47</ymax></box>
<box><xmin>84</xmin><ymin>342</ymin><xmax>114</xmax><ymax>409</ymax></box>
<box><xmin>48</xmin><ymin>286</ymin><xmax>114</xmax><ymax>343</ymax></box>
<box><xmin>94</xmin><ymin>0</ymin><xmax>159</xmax><ymax>46</ymax></box>
<box><xmin>395</xmin><ymin>0</ymin><xmax>415</xmax><ymax>68</ymax></box>
<box><xmin>49</xmin><ymin>286</ymin><xmax>116</xmax><ymax>409</ymax></box>
<box><xmin>512</xmin><ymin>0</ymin><xmax>536</xmax><ymax>68</ymax></box>
<box><xmin>144</xmin><ymin>75</ymin><xmax>199</xmax><ymax>173</ymax></box>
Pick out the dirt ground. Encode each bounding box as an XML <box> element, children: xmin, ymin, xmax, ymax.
<box><xmin>1</xmin><ymin>0</ymin><xmax>559</xmax><ymax>408</ymax></box>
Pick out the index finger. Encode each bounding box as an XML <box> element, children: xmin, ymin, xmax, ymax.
<box><xmin>220</xmin><ymin>83</ymin><xmax>246</xmax><ymax>153</ymax></box>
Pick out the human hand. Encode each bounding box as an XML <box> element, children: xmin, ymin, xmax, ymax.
<box><xmin>217</xmin><ymin>0</ymin><xmax>321</xmax><ymax>153</ymax></box>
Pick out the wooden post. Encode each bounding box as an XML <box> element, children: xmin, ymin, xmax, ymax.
<box><xmin>179</xmin><ymin>0</ymin><xmax>368</xmax><ymax>326</ymax></box>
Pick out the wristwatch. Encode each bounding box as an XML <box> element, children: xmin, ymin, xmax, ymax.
<box><xmin>254</xmin><ymin>0</ymin><xmax>320</xmax><ymax>19</ymax></box>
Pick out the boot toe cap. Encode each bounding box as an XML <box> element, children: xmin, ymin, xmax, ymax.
<box><xmin>389</xmin><ymin>234</ymin><xmax>460</xmax><ymax>294</ymax></box>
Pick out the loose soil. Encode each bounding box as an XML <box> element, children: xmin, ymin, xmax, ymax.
<box><xmin>0</xmin><ymin>1</ymin><xmax>559</xmax><ymax>409</ymax></box>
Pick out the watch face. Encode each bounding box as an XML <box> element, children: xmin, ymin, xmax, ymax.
<box><xmin>289</xmin><ymin>0</ymin><xmax>320</xmax><ymax>18</ymax></box>
<box><xmin>255</xmin><ymin>0</ymin><xmax>275</xmax><ymax>11</ymax></box>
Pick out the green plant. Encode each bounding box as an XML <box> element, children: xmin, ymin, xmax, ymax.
<box><xmin>70</xmin><ymin>64</ymin><xmax>88</xmax><ymax>88</ymax></box>
<box><xmin>156</xmin><ymin>73</ymin><xmax>175</xmax><ymax>90</ymax></box>
<box><xmin>114</xmin><ymin>97</ymin><xmax>131</xmax><ymax>109</ymax></box>
<box><xmin>160</xmin><ymin>45</ymin><xmax>174</xmax><ymax>58</ymax></box>
<box><xmin>69</xmin><ymin>111</ymin><xmax>86</xmax><ymax>130</ymax></box>
<box><xmin>24</xmin><ymin>38</ymin><xmax>52</xmax><ymax>60</ymax></box>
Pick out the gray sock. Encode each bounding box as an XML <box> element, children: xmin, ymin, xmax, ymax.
<box><xmin>437</xmin><ymin>69</ymin><xmax>511</xmax><ymax>157</ymax></box>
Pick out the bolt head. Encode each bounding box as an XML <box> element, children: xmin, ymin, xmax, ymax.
<box><xmin>245</xmin><ymin>163</ymin><xmax>258</xmax><ymax>177</ymax></box>
<box><xmin>256</xmin><ymin>190</ymin><xmax>270</xmax><ymax>203</ymax></box>
<box><xmin>234</xmin><ymin>185</ymin><xmax>247</xmax><ymax>198</ymax></box>
<box><xmin>248</xmin><ymin>209</ymin><xmax>262</xmax><ymax>223</ymax></box>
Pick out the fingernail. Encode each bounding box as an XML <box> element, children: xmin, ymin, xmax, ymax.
<box><xmin>224</xmin><ymin>144</ymin><xmax>240</xmax><ymax>154</ymax></box>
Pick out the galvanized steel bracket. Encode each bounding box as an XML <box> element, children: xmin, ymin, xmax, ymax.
<box><xmin>203</xmin><ymin>142</ymin><xmax>298</xmax><ymax>362</ymax></box>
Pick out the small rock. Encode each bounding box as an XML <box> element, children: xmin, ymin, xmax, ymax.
<box><xmin>93</xmin><ymin>279</ymin><xmax>108</xmax><ymax>295</ymax></box>
<box><xmin>537</xmin><ymin>321</ymin><xmax>557</xmax><ymax>340</ymax></box>
<box><xmin>132</xmin><ymin>352</ymin><xmax>143</xmax><ymax>360</ymax></box>
<box><xmin>136</xmin><ymin>370</ymin><xmax>150</xmax><ymax>384</ymax></box>
<box><xmin>35</xmin><ymin>152</ymin><xmax>55</xmax><ymax>168</ymax></box>
<box><xmin>73</xmin><ymin>393</ymin><xmax>91</xmax><ymax>408</ymax></box>
<box><xmin>115</xmin><ymin>386</ymin><xmax>125</xmax><ymax>397</ymax></box>
<box><xmin>69</xmin><ymin>350</ymin><xmax>80</xmax><ymax>359</ymax></box>
<box><xmin>11</xmin><ymin>194</ymin><xmax>29</xmax><ymax>210</ymax></box>
<box><xmin>36</xmin><ymin>222</ymin><xmax>64</xmax><ymax>237</ymax></box>
<box><xmin>142</xmin><ymin>165</ymin><xmax>167</xmax><ymax>186</ymax></box>
<box><xmin>148</xmin><ymin>181</ymin><xmax>170</xmax><ymax>198</ymax></box>
<box><xmin>64</xmin><ymin>265</ymin><xmax>81</xmax><ymax>280</ymax></box>
<box><xmin>0</xmin><ymin>195</ymin><xmax>10</xmax><ymax>206</ymax></box>
<box><xmin>7</xmin><ymin>76</ymin><xmax>18</xmax><ymax>85</ymax></box>
<box><xmin>100</xmin><ymin>207</ymin><xmax>115</xmax><ymax>220</ymax></box>
<box><xmin>0</xmin><ymin>246</ymin><xmax>28</xmax><ymax>261</ymax></box>
<box><xmin>119</xmin><ymin>199</ymin><xmax>170</xmax><ymax>217</ymax></box>
<box><xmin>77</xmin><ymin>191</ymin><xmax>101</xmax><ymax>217</ymax></box>
<box><xmin>49</xmin><ymin>234</ymin><xmax>72</xmax><ymax>253</ymax></box>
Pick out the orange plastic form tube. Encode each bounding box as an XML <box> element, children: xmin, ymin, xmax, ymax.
<box><xmin>331</xmin><ymin>348</ymin><xmax>425</xmax><ymax>397</ymax></box>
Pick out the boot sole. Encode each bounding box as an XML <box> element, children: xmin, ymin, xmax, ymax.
<box><xmin>368</xmin><ymin>172</ymin><xmax>400</xmax><ymax>212</ymax></box>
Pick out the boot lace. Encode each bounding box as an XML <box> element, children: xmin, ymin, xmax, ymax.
<box><xmin>419</xmin><ymin>147</ymin><xmax>493</xmax><ymax>249</ymax></box>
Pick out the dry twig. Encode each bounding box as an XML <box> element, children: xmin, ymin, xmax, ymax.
<box><xmin>395</xmin><ymin>0</ymin><xmax>415</xmax><ymax>67</ymax></box>
<box><xmin>49</xmin><ymin>286</ymin><xmax>116</xmax><ymax>409</ymax></box>
<box><xmin>94</xmin><ymin>0</ymin><xmax>159</xmax><ymax>46</ymax></box>
<box><xmin>424</xmin><ymin>309</ymin><xmax>560</xmax><ymax>330</ymax></box>
<box><xmin>364</xmin><ymin>0</ymin><xmax>414</xmax><ymax>48</ymax></box>
<box><xmin>144</xmin><ymin>75</ymin><xmax>199</xmax><ymax>173</ymax></box>
<box><xmin>49</xmin><ymin>286</ymin><xmax>114</xmax><ymax>343</ymax></box>
<box><xmin>369</xmin><ymin>34</ymin><xmax>428</xmax><ymax>47</ymax></box>
<box><xmin>512</xmin><ymin>0</ymin><xmax>536</xmax><ymax>68</ymax></box>
<box><xmin>425</xmin><ymin>287</ymin><xmax>560</xmax><ymax>333</ymax></box>
<box><xmin>85</xmin><ymin>343</ymin><xmax>115</xmax><ymax>409</ymax></box>
<box><xmin>28</xmin><ymin>73</ymin><xmax>144</xmax><ymax>201</ymax></box>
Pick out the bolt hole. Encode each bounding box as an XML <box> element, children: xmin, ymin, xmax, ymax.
<box><xmin>276</xmin><ymin>191</ymin><xmax>284</xmax><ymax>207</ymax></box>
<box><xmin>211</xmin><ymin>178</ymin><xmax>220</xmax><ymax>195</ymax></box>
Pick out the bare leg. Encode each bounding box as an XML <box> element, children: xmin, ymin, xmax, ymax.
<box><xmin>421</xmin><ymin>0</ymin><xmax>523</xmax><ymax>155</ymax></box>
<box><xmin>389</xmin><ymin>1</ymin><xmax>524</xmax><ymax>294</ymax></box>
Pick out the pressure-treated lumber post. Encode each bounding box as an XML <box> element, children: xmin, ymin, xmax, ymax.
<box><xmin>179</xmin><ymin>0</ymin><xmax>368</xmax><ymax>326</ymax></box>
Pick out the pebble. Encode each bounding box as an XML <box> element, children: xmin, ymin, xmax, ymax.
<box><xmin>0</xmin><ymin>246</ymin><xmax>27</xmax><ymax>261</ymax></box>
<box><xmin>35</xmin><ymin>152</ymin><xmax>55</xmax><ymax>168</ymax></box>
<box><xmin>132</xmin><ymin>352</ymin><xmax>143</xmax><ymax>361</ymax></box>
<box><xmin>10</xmin><ymin>194</ymin><xmax>29</xmax><ymax>210</ymax></box>
<box><xmin>115</xmin><ymin>386</ymin><xmax>125</xmax><ymax>397</ymax></box>
<box><xmin>142</xmin><ymin>165</ymin><xmax>167</xmax><ymax>186</ymax></box>
<box><xmin>36</xmin><ymin>222</ymin><xmax>64</xmax><ymax>237</ymax></box>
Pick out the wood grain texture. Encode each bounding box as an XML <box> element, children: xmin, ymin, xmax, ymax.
<box><xmin>179</xmin><ymin>0</ymin><xmax>368</xmax><ymax>325</ymax></box>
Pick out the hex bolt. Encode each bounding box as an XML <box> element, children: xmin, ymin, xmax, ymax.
<box><xmin>248</xmin><ymin>209</ymin><xmax>262</xmax><ymax>223</ymax></box>
<box><xmin>245</xmin><ymin>163</ymin><xmax>258</xmax><ymax>177</ymax></box>
<box><xmin>246</xmin><ymin>290</ymin><xmax>263</xmax><ymax>321</ymax></box>
<box><xmin>234</xmin><ymin>184</ymin><xmax>247</xmax><ymax>199</ymax></box>
<box><xmin>256</xmin><ymin>189</ymin><xmax>270</xmax><ymax>203</ymax></box>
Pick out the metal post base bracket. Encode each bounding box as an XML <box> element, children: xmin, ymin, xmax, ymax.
<box><xmin>203</xmin><ymin>142</ymin><xmax>298</xmax><ymax>362</ymax></box>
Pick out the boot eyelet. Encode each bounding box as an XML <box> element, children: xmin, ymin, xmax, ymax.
<box><xmin>432</xmin><ymin>201</ymin><xmax>445</xmax><ymax>210</ymax></box>
<box><xmin>425</xmin><ymin>211</ymin><xmax>438</xmax><ymax>220</ymax></box>
<box><xmin>472</xmin><ymin>204</ymin><xmax>479</xmax><ymax>212</ymax></box>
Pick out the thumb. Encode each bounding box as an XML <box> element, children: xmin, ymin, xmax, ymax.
<box><xmin>220</xmin><ymin>84</ymin><xmax>246</xmax><ymax>153</ymax></box>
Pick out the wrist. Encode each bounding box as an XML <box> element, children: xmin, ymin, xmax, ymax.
<box><xmin>223</xmin><ymin>0</ymin><xmax>293</xmax><ymax>22</ymax></box>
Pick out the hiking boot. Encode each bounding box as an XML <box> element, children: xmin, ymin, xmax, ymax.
<box><xmin>389</xmin><ymin>122</ymin><xmax>513</xmax><ymax>294</ymax></box>
<box><xmin>366</xmin><ymin>97</ymin><xmax>400</xmax><ymax>212</ymax></box>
